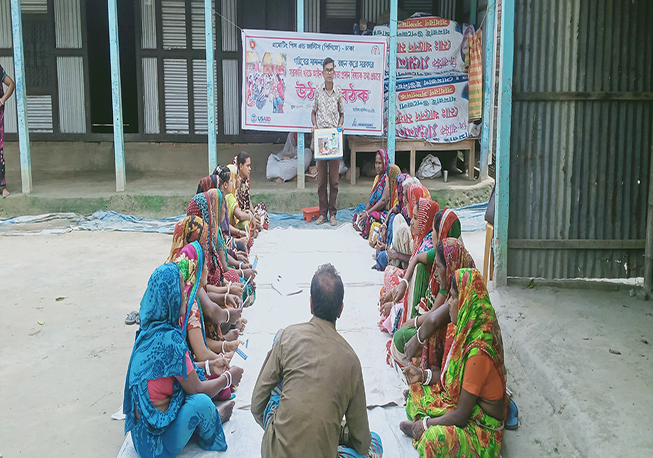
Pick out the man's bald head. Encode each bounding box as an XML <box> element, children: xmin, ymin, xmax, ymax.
<box><xmin>310</xmin><ymin>264</ymin><xmax>344</xmax><ymax>322</ymax></box>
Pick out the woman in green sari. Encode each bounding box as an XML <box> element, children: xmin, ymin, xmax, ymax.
<box><xmin>399</xmin><ymin>268</ymin><xmax>506</xmax><ymax>458</ymax></box>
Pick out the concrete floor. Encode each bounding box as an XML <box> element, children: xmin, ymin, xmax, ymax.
<box><xmin>1</xmin><ymin>226</ymin><xmax>650</xmax><ymax>457</ymax></box>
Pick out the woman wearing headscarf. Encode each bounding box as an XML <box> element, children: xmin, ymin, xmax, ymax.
<box><xmin>215</xmin><ymin>165</ymin><xmax>250</xmax><ymax>252</ymax></box>
<box><xmin>175</xmin><ymin>242</ymin><xmax>244</xmax><ymax>388</ymax></box>
<box><xmin>123</xmin><ymin>263</ymin><xmax>244</xmax><ymax>458</ymax></box>
<box><xmin>235</xmin><ymin>151</ymin><xmax>269</xmax><ymax>234</ymax></box>
<box><xmin>373</xmin><ymin>173</ymin><xmax>413</xmax><ymax>271</ymax></box>
<box><xmin>166</xmin><ymin>216</ymin><xmax>209</xmax><ymax>264</ymax></box>
<box><xmin>388</xmin><ymin>207</ymin><xmax>463</xmax><ymax>313</ymax></box>
<box><xmin>352</xmin><ymin>149</ymin><xmax>399</xmax><ymax>239</ymax></box>
<box><xmin>391</xmin><ymin>238</ymin><xmax>475</xmax><ymax>369</ymax></box>
<box><xmin>187</xmin><ymin>189</ymin><xmax>256</xmax><ymax>285</ymax></box>
<box><xmin>378</xmin><ymin>198</ymin><xmax>439</xmax><ymax>353</ymax></box>
<box><xmin>399</xmin><ymin>268</ymin><xmax>506</xmax><ymax>458</ymax></box>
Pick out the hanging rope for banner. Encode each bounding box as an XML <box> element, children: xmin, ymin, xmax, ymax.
<box><xmin>214</xmin><ymin>9</ymin><xmax>244</xmax><ymax>33</ymax></box>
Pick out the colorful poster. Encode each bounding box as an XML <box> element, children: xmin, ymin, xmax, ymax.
<box><xmin>384</xmin><ymin>74</ymin><xmax>471</xmax><ymax>143</ymax></box>
<box><xmin>373</xmin><ymin>17</ymin><xmax>475</xmax><ymax>78</ymax></box>
<box><xmin>241</xmin><ymin>29</ymin><xmax>387</xmax><ymax>135</ymax></box>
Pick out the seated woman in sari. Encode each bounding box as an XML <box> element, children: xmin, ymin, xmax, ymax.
<box><xmin>387</xmin><ymin>207</ymin><xmax>463</xmax><ymax>318</ymax></box>
<box><xmin>373</xmin><ymin>173</ymin><xmax>412</xmax><ymax>271</ymax></box>
<box><xmin>195</xmin><ymin>169</ymin><xmax>250</xmax><ymax>257</ymax></box>
<box><xmin>167</xmin><ymin>215</ymin><xmax>245</xmax><ymax>310</ymax></box>
<box><xmin>176</xmin><ymin>242</ymin><xmax>245</xmax><ymax>392</ymax></box>
<box><xmin>391</xmin><ymin>237</ymin><xmax>475</xmax><ymax>369</ymax></box>
<box><xmin>378</xmin><ymin>197</ymin><xmax>438</xmax><ymax>337</ymax></box>
<box><xmin>214</xmin><ymin>165</ymin><xmax>251</xmax><ymax>253</ymax></box>
<box><xmin>187</xmin><ymin>189</ymin><xmax>256</xmax><ymax>293</ymax></box>
<box><xmin>166</xmin><ymin>216</ymin><xmax>244</xmax><ymax>334</ymax></box>
<box><xmin>123</xmin><ymin>263</ymin><xmax>244</xmax><ymax>458</ymax></box>
<box><xmin>378</xmin><ymin>182</ymin><xmax>431</xmax><ymax>273</ymax></box>
<box><xmin>235</xmin><ymin>151</ymin><xmax>269</xmax><ymax>236</ymax></box>
<box><xmin>399</xmin><ymin>268</ymin><xmax>506</xmax><ymax>458</ymax></box>
<box><xmin>352</xmin><ymin>149</ymin><xmax>400</xmax><ymax>239</ymax></box>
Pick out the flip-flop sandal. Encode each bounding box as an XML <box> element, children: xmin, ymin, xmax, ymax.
<box><xmin>125</xmin><ymin>311</ymin><xmax>138</xmax><ymax>325</ymax></box>
<box><xmin>505</xmin><ymin>398</ymin><xmax>519</xmax><ymax>430</ymax></box>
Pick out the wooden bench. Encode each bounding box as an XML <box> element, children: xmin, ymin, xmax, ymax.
<box><xmin>348</xmin><ymin>137</ymin><xmax>477</xmax><ymax>184</ymax></box>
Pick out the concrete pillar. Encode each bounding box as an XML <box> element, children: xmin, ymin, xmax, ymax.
<box><xmin>494</xmin><ymin>0</ymin><xmax>515</xmax><ymax>287</ymax></box>
<box><xmin>296</xmin><ymin>0</ymin><xmax>305</xmax><ymax>189</ymax></box>
<box><xmin>205</xmin><ymin>0</ymin><xmax>217</xmax><ymax>173</ymax></box>
<box><xmin>479</xmin><ymin>0</ymin><xmax>495</xmax><ymax>180</ymax></box>
<box><xmin>107</xmin><ymin>0</ymin><xmax>125</xmax><ymax>192</ymax></box>
<box><xmin>10</xmin><ymin>0</ymin><xmax>31</xmax><ymax>194</ymax></box>
<box><xmin>387</xmin><ymin>0</ymin><xmax>398</xmax><ymax>164</ymax></box>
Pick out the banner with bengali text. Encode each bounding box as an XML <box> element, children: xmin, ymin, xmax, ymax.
<box><xmin>384</xmin><ymin>74</ymin><xmax>471</xmax><ymax>143</ymax></box>
<box><xmin>241</xmin><ymin>29</ymin><xmax>387</xmax><ymax>135</ymax></box>
<box><xmin>373</xmin><ymin>17</ymin><xmax>475</xmax><ymax>78</ymax></box>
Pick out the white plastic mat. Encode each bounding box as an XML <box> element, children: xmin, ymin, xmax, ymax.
<box><xmin>117</xmin><ymin>225</ymin><xmax>418</xmax><ymax>457</ymax></box>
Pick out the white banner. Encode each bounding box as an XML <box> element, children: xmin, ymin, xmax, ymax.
<box><xmin>241</xmin><ymin>29</ymin><xmax>387</xmax><ymax>135</ymax></box>
<box><xmin>384</xmin><ymin>74</ymin><xmax>471</xmax><ymax>143</ymax></box>
<box><xmin>373</xmin><ymin>17</ymin><xmax>475</xmax><ymax>78</ymax></box>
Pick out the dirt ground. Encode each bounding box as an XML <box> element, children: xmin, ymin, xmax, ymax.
<box><xmin>0</xmin><ymin>228</ymin><xmax>651</xmax><ymax>457</ymax></box>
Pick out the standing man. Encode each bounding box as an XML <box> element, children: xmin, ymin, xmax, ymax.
<box><xmin>251</xmin><ymin>264</ymin><xmax>383</xmax><ymax>458</ymax></box>
<box><xmin>312</xmin><ymin>57</ymin><xmax>344</xmax><ymax>226</ymax></box>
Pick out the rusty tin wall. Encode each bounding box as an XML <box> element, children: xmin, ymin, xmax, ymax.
<box><xmin>508</xmin><ymin>0</ymin><xmax>653</xmax><ymax>279</ymax></box>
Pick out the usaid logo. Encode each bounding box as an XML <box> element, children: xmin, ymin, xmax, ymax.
<box><xmin>250</xmin><ymin>114</ymin><xmax>271</xmax><ymax>124</ymax></box>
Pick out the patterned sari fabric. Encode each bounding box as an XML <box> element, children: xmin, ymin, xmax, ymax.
<box><xmin>196</xmin><ymin>174</ymin><xmax>218</xmax><ymax>195</ymax></box>
<box><xmin>407</xmin><ymin>269</ymin><xmax>506</xmax><ymax>458</ymax></box>
<box><xmin>406</xmin><ymin>184</ymin><xmax>431</xmax><ymax>221</ymax></box>
<box><xmin>395</xmin><ymin>173</ymin><xmax>411</xmax><ymax>223</ymax></box>
<box><xmin>419</xmin><ymin>238</ymin><xmax>476</xmax><ymax>375</ymax></box>
<box><xmin>123</xmin><ymin>264</ymin><xmax>227</xmax><ymax>457</ymax></box>
<box><xmin>438</xmin><ymin>208</ymin><xmax>462</xmax><ymax>240</ymax></box>
<box><xmin>353</xmin><ymin>149</ymin><xmax>390</xmax><ymax>238</ymax></box>
<box><xmin>398</xmin><ymin>198</ymin><xmax>439</xmax><ymax>323</ymax></box>
<box><xmin>187</xmin><ymin>191</ymin><xmax>225</xmax><ymax>286</ymax></box>
<box><xmin>236</xmin><ymin>175</ymin><xmax>269</xmax><ymax>230</ymax></box>
<box><xmin>174</xmin><ymin>242</ymin><xmax>216</xmax><ymax>344</ymax></box>
<box><xmin>165</xmin><ymin>216</ymin><xmax>208</xmax><ymax>264</ymax></box>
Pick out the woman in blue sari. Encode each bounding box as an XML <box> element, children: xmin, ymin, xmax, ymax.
<box><xmin>123</xmin><ymin>263</ymin><xmax>243</xmax><ymax>458</ymax></box>
<box><xmin>353</xmin><ymin>149</ymin><xmax>399</xmax><ymax>239</ymax></box>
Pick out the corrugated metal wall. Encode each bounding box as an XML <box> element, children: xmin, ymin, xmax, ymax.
<box><xmin>56</xmin><ymin>56</ymin><xmax>86</xmax><ymax>133</ymax></box>
<box><xmin>221</xmin><ymin>0</ymin><xmax>237</xmax><ymax>52</ymax></box>
<box><xmin>162</xmin><ymin>0</ymin><xmax>187</xmax><ymax>49</ymax></box>
<box><xmin>26</xmin><ymin>95</ymin><xmax>53</xmax><ymax>132</ymax></box>
<box><xmin>192</xmin><ymin>59</ymin><xmax>218</xmax><ymax>134</ymax></box>
<box><xmin>141</xmin><ymin>0</ymin><xmax>157</xmax><ymax>49</ymax></box>
<box><xmin>508</xmin><ymin>0</ymin><xmax>653</xmax><ymax>279</ymax></box>
<box><xmin>222</xmin><ymin>59</ymin><xmax>239</xmax><ymax>135</ymax></box>
<box><xmin>54</xmin><ymin>0</ymin><xmax>82</xmax><ymax>48</ymax></box>
<box><xmin>362</xmin><ymin>0</ymin><xmax>388</xmax><ymax>24</ymax></box>
<box><xmin>142</xmin><ymin>57</ymin><xmax>159</xmax><ymax>134</ymax></box>
<box><xmin>305</xmin><ymin>0</ymin><xmax>320</xmax><ymax>33</ymax></box>
<box><xmin>21</xmin><ymin>0</ymin><xmax>47</xmax><ymax>14</ymax></box>
<box><xmin>0</xmin><ymin>0</ymin><xmax>12</xmax><ymax>48</ymax></box>
<box><xmin>163</xmin><ymin>58</ymin><xmax>190</xmax><ymax>134</ymax></box>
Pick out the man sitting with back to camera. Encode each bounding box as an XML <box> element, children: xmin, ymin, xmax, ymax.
<box><xmin>251</xmin><ymin>263</ymin><xmax>383</xmax><ymax>458</ymax></box>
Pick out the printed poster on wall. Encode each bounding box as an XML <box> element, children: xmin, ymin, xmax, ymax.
<box><xmin>241</xmin><ymin>29</ymin><xmax>387</xmax><ymax>135</ymax></box>
<box><xmin>384</xmin><ymin>74</ymin><xmax>471</xmax><ymax>143</ymax></box>
<box><xmin>373</xmin><ymin>17</ymin><xmax>475</xmax><ymax>78</ymax></box>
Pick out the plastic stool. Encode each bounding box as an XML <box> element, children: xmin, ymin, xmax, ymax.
<box><xmin>302</xmin><ymin>206</ymin><xmax>320</xmax><ymax>222</ymax></box>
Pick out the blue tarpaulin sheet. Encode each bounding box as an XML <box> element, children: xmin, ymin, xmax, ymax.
<box><xmin>0</xmin><ymin>202</ymin><xmax>487</xmax><ymax>235</ymax></box>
